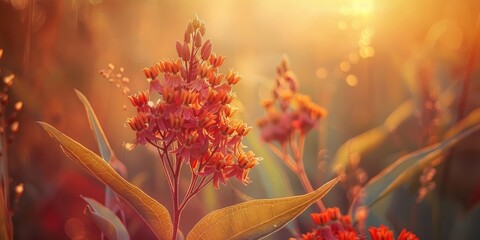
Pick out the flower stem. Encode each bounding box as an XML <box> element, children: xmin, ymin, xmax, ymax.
<box><xmin>295</xmin><ymin>134</ymin><xmax>326</xmax><ymax>211</ymax></box>
<box><xmin>267</xmin><ymin>143</ymin><xmax>298</xmax><ymax>172</ymax></box>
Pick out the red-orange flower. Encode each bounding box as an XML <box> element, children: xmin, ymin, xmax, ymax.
<box><xmin>397</xmin><ymin>229</ymin><xmax>419</xmax><ymax>240</ymax></box>
<box><xmin>126</xmin><ymin>15</ymin><xmax>260</xmax><ymax>189</ymax></box>
<box><xmin>369</xmin><ymin>225</ymin><xmax>394</xmax><ymax>240</ymax></box>
<box><xmin>294</xmin><ymin>208</ymin><xmax>419</xmax><ymax>240</ymax></box>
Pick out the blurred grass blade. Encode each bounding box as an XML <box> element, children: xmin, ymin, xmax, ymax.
<box><xmin>362</xmin><ymin>124</ymin><xmax>480</xmax><ymax>208</ymax></box>
<box><xmin>186</xmin><ymin>178</ymin><xmax>338</xmax><ymax>240</ymax></box>
<box><xmin>83</xmin><ymin>197</ymin><xmax>130</xmax><ymax>240</ymax></box>
<box><xmin>74</xmin><ymin>89</ymin><xmax>113</xmax><ymax>162</ymax></box>
<box><xmin>332</xmin><ymin>100</ymin><xmax>414</xmax><ymax>173</ymax></box>
<box><xmin>38</xmin><ymin>122</ymin><xmax>173</xmax><ymax>240</ymax></box>
<box><xmin>75</xmin><ymin>89</ymin><xmax>126</xmax><ymax>219</ymax></box>
<box><xmin>75</xmin><ymin>89</ymin><xmax>127</xmax><ymax>176</ymax></box>
<box><xmin>444</xmin><ymin>107</ymin><xmax>480</xmax><ymax>139</ymax></box>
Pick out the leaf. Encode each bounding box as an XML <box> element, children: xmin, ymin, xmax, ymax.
<box><xmin>186</xmin><ymin>178</ymin><xmax>338</xmax><ymax>240</ymax></box>
<box><xmin>83</xmin><ymin>196</ymin><xmax>130</xmax><ymax>240</ymax></box>
<box><xmin>332</xmin><ymin>100</ymin><xmax>414</xmax><ymax>173</ymax></box>
<box><xmin>75</xmin><ymin>89</ymin><xmax>113</xmax><ymax>162</ymax></box>
<box><xmin>443</xmin><ymin>107</ymin><xmax>480</xmax><ymax>139</ymax></box>
<box><xmin>75</xmin><ymin>89</ymin><xmax>127</xmax><ymax>218</ymax></box>
<box><xmin>37</xmin><ymin>122</ymin><xmax>173</xmax><ymax>240</ymax></box>
<box><xmin>360</xmin><ymin>124</ymin><xmax>480</xmax><ymax>208</ymax></box>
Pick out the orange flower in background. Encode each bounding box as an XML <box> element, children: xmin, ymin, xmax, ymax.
<box><xmin>257</xmin><ymin>56</ymin><xmax>327</xmax><ymax>144</ymax></box>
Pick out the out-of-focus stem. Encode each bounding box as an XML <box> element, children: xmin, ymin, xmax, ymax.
<box><xmin>0</xmin><ymin>104</ymin><xmax>12</xmax><ymax>239</ymax></box>
<box><xmin>457</xmin><ymin>11</ymin><xmax>480</xmax><ymax>120</ymax></box>
<box><xmin>267</xmin><ymin>143</ymin><xmax>298</xmax><ymax>172</ymax></box>
<box><xmin>295</xmin><ymin>134</ymin><xmax>326</xmax><ymax>211</ymax></box>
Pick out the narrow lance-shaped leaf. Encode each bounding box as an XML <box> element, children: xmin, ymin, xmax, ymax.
<box><xmin>82</xmin><ymin>196</ymin><xmax>130</xmax><ymax>240</ymax></box>
<box><xmin>37</xmin><ymin>122</ymin><xmax>173</xmax><ymax>240</ymax></box>
<box><xmin>186</xmin><ymin>177</ymin><xmax>338</xmax><ymax>240</ymax></box>
<box><xmin>74</xmin><ymin>89</ymin><xmax>113</xmax><ymax>163</ymax></box>
<box><xmin>332</xmin><ymin>100</ymin><xmax>414</xmax><ymax>173</ymax></box>
<box><xmin>443</xmin><ymin>107</ymin><xmax>480</xmax><ymax>139</ymax></box>
<box><xmin>74</xmin><ymin>89</ymin><xmax>127</xmax><ymax>176</ymax></box>
<box><xmin>359</xmin><ymin>124</ymin><xmax>480</xmax><ymax>208</ymax></box>
<box><xmin>74</xmin><ymin>89</ymin><xmax>127</xmax><ymax>219</ymax></box>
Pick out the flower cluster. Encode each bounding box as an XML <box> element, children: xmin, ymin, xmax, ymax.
<box><xmin>293</xmin><ymin>208</ymin><xmax>419</xmax><ymax>240</ymax></box>
<box><xmin>126</xmin><ymin>15</ymin><xmax>259</xmax><ymax>188</ymax></box>
<box><xmin>257</xmin><ymin>56</ymin><xmax>326</xmax><ymax>144</ymax></box>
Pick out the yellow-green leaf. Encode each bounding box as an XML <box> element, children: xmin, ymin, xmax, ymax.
<box><xmin>362</xmin><ymin>124</ymin><xmax>480</xmax><ymax>207</ymax></box>
<box><xmin>444</xmin><ymin>107</ymin><xmax>480</xmax><ymax>139</ymax></box>
<box><xmin>332</xmin><ymin>100</ymin><xmax>414</xmax><ymax>173</ymax></box>
<box><xmin>186</xmin><ymin>178</ymin><xmax>338</xmax><ymax>240</ymax></box>
<box><xmin>37</xmin><ymin>122</ymin><xmax>173</xmax><ymax>240</ymax></box>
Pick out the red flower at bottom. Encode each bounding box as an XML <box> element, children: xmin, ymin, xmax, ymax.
<box><xmin>369</xmin><ymin>225</ymin><xmax>394</xmax><ymax>240</ymax></box>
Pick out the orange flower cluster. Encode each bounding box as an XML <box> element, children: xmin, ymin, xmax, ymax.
<box><xmin>294</xmin><ymin>208</ymin><xmax>419</xmax><ymax>240</ymax></box>
<box><xmin>126</xmin><ymin>15</ymin><xmax>259</xmax><ymax>188</ymax></box>
<box><xmin>257</xmin><ymin>56</ymin><xmax>326</xmax><ymax>143</ymax></box>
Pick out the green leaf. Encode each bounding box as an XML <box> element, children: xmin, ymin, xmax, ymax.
<box><xmin>332</xmin><ymin>100</ymin><xmax>414</xmax><ymax>173</ymax></box>
<box><xmin>83</xmin><ymin>196</ymin><xmax>130</xmax><ymax>240</ymax></box>
<box><xmin>38</xmin><ymin>122</ymin><xmax>173</xmax><ymax>240</ymax></box>
<box><xmin>186</xmin><ymin>178</ymin><xmax>338</xmax><ymax>240</ymax></box>
<box><xmin>75</xmin><ymin>89</ymin><xmax>126</xmax><ymax>217</ymax></box>
<box><xmin>361</xmin><ymin>124</ymin><xmax>480</xmax><ymax>208</ymax></box>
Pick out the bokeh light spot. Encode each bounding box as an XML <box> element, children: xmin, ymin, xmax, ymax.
<box><xmin>316</xmin><ymin>68</ymin><xmax>328</xmax><ymax>79</ymax></box>
<box><xmin>64</xmin><ymin>218</ymin><xmax>86</xmax><ymax>240</ymax></box>
<box><xmin>340</xmin><ymin>61</ymin><xmax>351</xmax><ymax>72</ymax></box>
<box><xmin>346</xmin><ymin>74</ymin><xmax>358</xmax><ymax>86</ymax></box>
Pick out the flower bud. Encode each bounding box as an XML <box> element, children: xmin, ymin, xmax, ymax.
<box><xmin>192</xmin><ymin>14</ymin><xmax>200</xmax><ymax>29</ymax></box>
<box><xmin>199</xmin><ymin>22</ymin><xmax>206</xmax><ymax>36</ymax></box>
<box><xmin>183</xmin><ymin>42</ymin><xmax>190</xmax><ymax>61</ymax></box>
<box><xmin>150</xmin><ymin>66</ymin><xmax>158</xmax><ymax>78</ymax></box>
<box><xmin>156</xmin><ymin>61</ymin><xmax>165</xmax><ymax>73</ymax></box>
<box><xmin>201</xmin><ymin>40</ymin><xmax>212</xmax><ymax>61</ymax></box>
<box><xmin>194</xmin><ymin>33</ymin><xmax>202</xmax><ymax>48</ymax></box>
<box><xmin>143</xmin><ymin>68</ymin><xmax>151</xmax><ymax>79</ymax></box>
<box><xmin>184</xmin><ymin>30</ymin><xmax>191</xmax><ymax>43</ymax></box>
<box><xmin>176</xmin><ymin>40</ymin><xmax>183</xmax><ymax>58</ymax></box>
